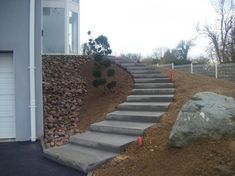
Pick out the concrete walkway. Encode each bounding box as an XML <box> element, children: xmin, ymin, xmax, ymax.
<box><xmin>44</xmin><ymin>59</ymin><xmax>175</xmax><ymax>173</ymax></box>
<box><xmin>0</xmin><ymin>141</ymin><xmax>86</xmax><ymax>176</ymax></box>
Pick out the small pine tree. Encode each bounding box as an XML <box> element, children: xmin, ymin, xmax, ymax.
<box><xmin>87</xmin><ymin>31</ymin><xmax>116</xmax><ymax>92</ymax></box>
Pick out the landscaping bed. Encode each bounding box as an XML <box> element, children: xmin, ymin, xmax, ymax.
<box><xmin>93</xmin><ymin>70</ymin><xmax>235</xmax><ymax>176</ymax></box>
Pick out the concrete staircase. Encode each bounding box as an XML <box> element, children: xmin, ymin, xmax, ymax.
<box><xmin>44</xmin><ymin>59</ymin><xmax>175</xmax><ymax>173</ymax></box>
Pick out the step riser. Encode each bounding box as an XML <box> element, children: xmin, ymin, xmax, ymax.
<box><xmin>69</xmin><ymin>137</ymin><xmax>130</xmax><ymax>153</ymax></box>
<box><xmin>106</xmin><ymin>114</ymin><xmax>161</xmax><ymax>123</ymax></box>
<box><xmin>117</xmin><ymin>104</ymin><xmax>168</xmax><ymax>112</ymax></box>
<box><xmin>126</xmin><ymin>66</ymin><xmax>150</xmax><ymax>70</ymax></box>
<box><xmin>132</xmin><ymin>90</ymin><xmax>175</xmax><ymax>95</ymax></box>
<box><xmin>89</xmin><ymin>125</ymin><xmax>144</xmax><ymax>136</ymax></box>
<box><xmin>127</xmin><ymin>68</ymin><xmax>154</xmax><ymax>71</ymax></box>
<box><xmin>133</xmin><ymin>75</ymin><xmax>168</xmax><ymax>78</ymax></box>
<box><xmin>120</xmin><ymin>64</ymin><xmax>145</xmax><ymax>67</ymax></box>
<box><xmin>134</xmin><ymin>84</ymin><xmax>174</xmax><ymax>89</ymax></box>
<box><xmin>127</xmin><ymin>96</ymin><xmax>173</xmax><ymax>102</ymax></box>
<box><xmin>43</xmin><ymin>151</ymin><xmax>94</xmax><ymax>173</ymax></box>
<box><xmin>134</xmin><ymin>79</ymin><xmax>171</xmax><ymax>83</ymax></box>
<box><xmin>130</xmin><ymin>71</ymin><xmax>161</xmax><ymax>74</ymax></box>
<box><xmin>115</xmin><ymin>61</ymin><xmax>133</xmax><ymax>64</ymax></box>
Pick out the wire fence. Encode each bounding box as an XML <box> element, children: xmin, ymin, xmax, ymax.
<box><xmin>155</xmin><ymin>62</ymin><xmax>235</xmax><ymax>82</ymax></box>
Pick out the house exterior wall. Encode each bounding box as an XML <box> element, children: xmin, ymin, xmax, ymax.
<box><xmin>0</xmin><ymin>0</ymin><xmax>43</xmax><ymax>141</ymax></box>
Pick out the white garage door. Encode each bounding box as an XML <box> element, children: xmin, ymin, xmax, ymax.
<box><xmin>0</xmin><ymin>53</ymin><xmax>16</xmax><ymax>139</ymax></box>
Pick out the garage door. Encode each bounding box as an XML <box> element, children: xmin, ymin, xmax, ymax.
<box><xmin>0</xmin><ymin>53</ymin><xmax>15</xmax><ymax>139</ymax></box>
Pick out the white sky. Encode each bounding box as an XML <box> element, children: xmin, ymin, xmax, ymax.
<box><xmin>80</xmin><ymin>0</ymin><xmax>217</xmax><ymax>58</ymax></box>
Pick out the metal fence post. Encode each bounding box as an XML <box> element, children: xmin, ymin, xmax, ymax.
<box><xmin>172</xmin><ymin>63</ymin><xmax>174</xmax><ymax>70</ymax></box>
<box><xmin>215</xmin><ymin>62</ymin><xmax>218</xmax><ymax>79</ymax></box>
<box><xmin>191</xmin><ymin>63</ymin><xmax>193</xmax><ymax>74</ymax></box>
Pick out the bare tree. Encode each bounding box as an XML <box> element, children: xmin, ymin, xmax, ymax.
<box><xmin>177</xmin><ymin>40</ymin><xmax>195</xmax><ymax>60</ymax></box>
<box><xmin>196</xmin><ymin>0</ymin><xmax>234</xmax><ymax>63</ymax></box>
<box><xmin>152</xmin><ymin>47</ymin><xmax>168</xmax><ymax>60</ymax></box>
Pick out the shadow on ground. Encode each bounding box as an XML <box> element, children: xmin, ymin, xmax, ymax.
<box><xmin>0</xmin><ymin>141</ymin><xmax>86</xmax><ymax>176</ymax></box>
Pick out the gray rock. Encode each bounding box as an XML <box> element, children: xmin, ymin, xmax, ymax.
<box><xmin>169</xmin><ymin>92</ymin><xmax>235</xmax><ymax>147</ymax></box>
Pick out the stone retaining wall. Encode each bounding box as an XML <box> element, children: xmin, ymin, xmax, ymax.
<box><xmin>42</xmin><ymin>55</ymin><xmax>90</xmax><ymax>147</ymax></box>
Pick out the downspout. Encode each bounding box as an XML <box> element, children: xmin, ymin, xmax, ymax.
<box><xmin>29</xmin><ymin>0</ymin><xmax>36</xmax><ymax>142</ymax></box>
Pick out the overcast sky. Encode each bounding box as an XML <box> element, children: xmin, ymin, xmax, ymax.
<box><xmin>80</xmin><ymin>0</ymin><xmax>217</xmax><ymax>58</ymax></box>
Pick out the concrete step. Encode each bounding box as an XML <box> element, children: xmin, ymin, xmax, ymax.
<box><xmin>130</xmin><ymin>69</ymin><xmax>161</xmax><ymax>74</ymax></box>
<box><xmin>132</xmin><ymin>88</ymin><xmax>175</xmax><ymax>95</ymax></box>
<box><xmin>70</xmin><ymin>131</ymin><xmax>136</xmax><ymax>153</ymax></box>
<box><xmin>106</xmin><ymin>110</ymin><xmax>164</xmax><ymax>123</ymax></box>
<box><xmin>44</xmin><ymin>144</ymin><xmax>116</xmax><ymax>173</ymax></box>
<box><xmin>127</xmin><ymin>67</ymin><xmax>153</xmax><ymax>70</ymax></box>
<box><xmin>134</xmin><ymin>78</ymin><xmax>171</xmax><ymax>83</ymax></box>
<box><xmin>132</xmin><ymin>74</ymin><xmax>168</xmax><ymax>78</ymax></box>
<box><xmin>118</xmin><ymin>102</ymin><xmax>170</xmax><ymax>112</ymax></box>
<box><xmin>130</xmin><ymin>70</ymin><xmax>161</xmax><ymax>74</ymax></box>
<box><xmin>115</xmin><ymin>60</ymin><xmax>134</xmax><ymax>64</ymax></box>
<box><xmin>127</xmin><ymin>95</ymin><xmax>174</xmax><ymax>102</ymax></box>
<box><xmin>90</xmin><ymin>120</ymin><xmax>154</xmax><ymax>136</ymax></box>
<box><xmin>134</xmin><ymin>83</ymin><xmax>174</xmax><ymax>89</ymax></box>
<box><xmin>119</xmin><ymin>63</ymin><xmax>145</xmax><ymax>67</ymax></box>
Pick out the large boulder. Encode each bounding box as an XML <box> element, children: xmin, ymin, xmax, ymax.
<box><xmin>169</xmin><ymin>92</ymin><xmax>235</xmax><ymax>147</ymax></box>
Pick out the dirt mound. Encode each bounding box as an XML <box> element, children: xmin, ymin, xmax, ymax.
<box><xmin>93</xmin><ymin>70</ymin><xmax>235</xmax><ymax>176</ymax></box>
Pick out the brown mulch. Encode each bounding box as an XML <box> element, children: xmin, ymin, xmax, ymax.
<box><xmin>78</xmin><ymin>60</ymin><xmax>133</xmax><ymax>132</ymax></box>
<box><xmin>93</xmin><ymin>70</ymin><xmax>235</xmax><ymax>176</ymax></box>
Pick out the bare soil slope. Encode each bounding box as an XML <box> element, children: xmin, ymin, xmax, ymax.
<box><xmin>93</xmin><ymin>70</ymin><xmax>235</xmax><ymax>176</ymax></box>
<box><xmin>78</xmin><ymin>60</ymin><xmax>133</xmax><ymax>132</ymax></box>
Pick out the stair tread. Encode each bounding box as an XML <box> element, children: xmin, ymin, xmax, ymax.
<box><xmin>132</xmin><ymin>74</ymin><xmax>167</xmax><ymax>76</ymax></box>
<box><xmin>91</xmin><ymin>120</ymin><xmax>154</xmax><ymax>130</ymax></box>
<box><xmin>135</xmin><ymin>83</ymin><xmax>173</xmax><ymax>85</ymax></box>
<box><xmin>127</xmin><ymin>95</ymin><xmax>174</xmax><ymax>98</ymax></box>
<box><xmin>44</xmin><ymin>144</ymin><xmax>116</xmax><ymax>173</ymax></box>
<box><xmin>108</xmin><ymin>110</ymin><xmax>165</xmax><ymax>117</ymax></box>
<box><xmin>119</xmin><ymin>102</ymin><xmax>170</xmax><ymax>105</ymax></box>
<box><xmin>71</xmin><ymin>131</ymin><xmax>136</xmax><ymax>146</ymax></box>
<box><xmin>135</xmin><ymin>78</ymin><xmax>170</xmax><ymax>80</ymax></box>
<box><xmin>132</xmin><ymin>88</ymin><xmax>175</xmax><ymax>91</ymax></box>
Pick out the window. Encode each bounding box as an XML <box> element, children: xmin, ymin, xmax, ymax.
<box><xmin>69</xmin><ymin>11</ymin><xmax>78</xmax><ymax>53</ymax></box>
<box><xmin>72</xmin><ymin>0</ymin><xmax>79</xmax><ymax>3</ymax></box>
<box><xmin>43</xmin><ymin>8</ymin><xmax>65</xmax><ymax>53</ymax></box>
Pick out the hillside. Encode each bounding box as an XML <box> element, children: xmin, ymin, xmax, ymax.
<box><xmin>93</xmin><ymin>70</ymin><xmax>235</xmax><ymax>176</ymax></box>
<box><xmin>43</xmin><ymin>56</ymin><xmax>133</xmax><ymax>148</ymax></box>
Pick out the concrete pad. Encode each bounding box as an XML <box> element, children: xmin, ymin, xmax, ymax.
<box><xmin>107</xmin><ymin>110</ymin><xmax>164</xmax><ymax>123</ymax></box>
<box><xmin>90</xmin><ymin>120</ymin><xmax>155</xmax><ymax>136</ymax></box>
<box><xmin>44</xmin><ymin>144</ymin><xmax>116</xmax><ymax>173</ymax></box>
<box><xmin>70</xmin><ymin>131</ymin><xmax>136</xmax><ymax>153</ymax></box>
